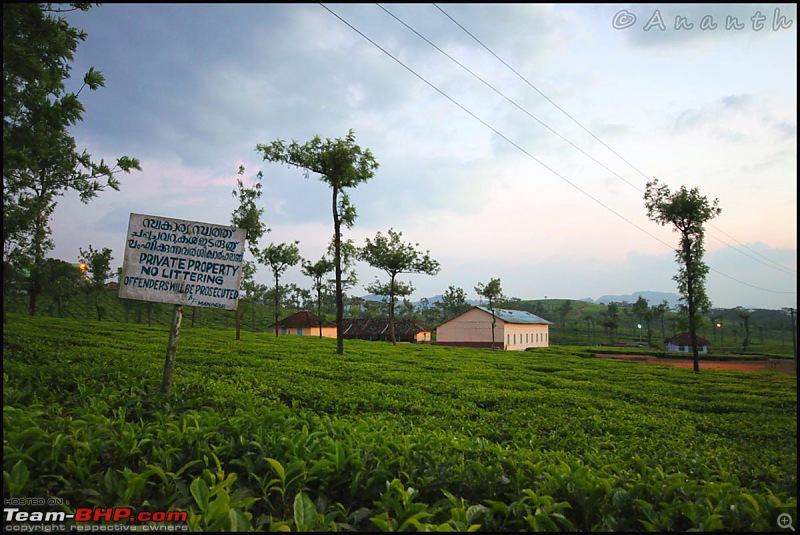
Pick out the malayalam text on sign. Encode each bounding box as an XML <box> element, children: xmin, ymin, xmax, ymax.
<box><xmin>119</xmin><ymin>213</ymin><xmax>246</xmax><ymax>310</ymax></box>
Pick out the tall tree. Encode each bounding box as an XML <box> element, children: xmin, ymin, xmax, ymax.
<box><xmin>475</xmin><ymin>278</ymin><xmax>505</xmax><ymax>349</ymax></box>
<box><xmin>655</xmin><ymin>299</ymin><xmax>670</xmax><ymax>340</ymax></box>
<box><xmin>302</xmin><ymin>255</ymin><xmax>335</xmax><ymax>338</ymax></box>
<box><xmin>736</xmin><ymin>307</ymin><xmax>751</xmax><ymax>353</ymax></box>
<box><xmin>42</xmin><ymin>258</ymin><xmax>85</xmax><ymax>317</ymax></box>
<box><xmin>558</xmin><ymin>300</ymin><xmax>573</xmax><ymax>331</ymax></box>
<box><xmin>79</xmin><ymin>245</ymin><xmax>113</xmax><ymax>321</ymax></box>
<box><xmin>604</xmin><ymin>302</ymin><xmax>621</xmax><ymax>343</ymax></box>
<box><xmin>260</xmin><ymin>241</ymin><xmax>301</xmax><ymax>336</ymax></box>
<box><xmin>632</xmin><ymin>295</ymin><xmax>658</xmax><ymax>346</ymax></box>
<box><xmin>230</xmin><ymin>165</ymin><xmax>268</xmax><ymax>340</ymax></box>
<box><xmin>358</xmin><ymin>228</ymin><xmax>440</xmax><ymax>345</ymax></box>
<box><xmin>644</xmin><ymin>178</ymin><xmax>721</xmax><ymax>372</ymax></box>
<box><xmin>437</xmin><ymin>285</ymin><xmax>470</xmax><ymax>321</ymax></box>
<box><xmin>257</xmin><ymin>130</ymin><xmax>379</xmax><ymax>354</ymax></box>
<box><xmin>4</xmin><ymin>4</ymin><xmax>141</xmax><ymax>319</ymax></box>
<box><xmin>237</xmin><ymin>260</ymin><xmax>261</xmax><ymax>331</ymax></box>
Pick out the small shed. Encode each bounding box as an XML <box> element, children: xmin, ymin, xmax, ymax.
<box><xmin>665</xmin><ymin>332</ymin><xmax>710</xmax><ymax>353</ymax></box>
<box><xmin>270</xmin><ymin>311</ymin><xmax>337</xmax><ymax>338</ymax></box>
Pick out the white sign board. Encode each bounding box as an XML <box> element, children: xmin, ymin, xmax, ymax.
<box><xmin>119</xmin><ymin>213</ymin><xmax>246</xmax><ymax>311</ymax></box>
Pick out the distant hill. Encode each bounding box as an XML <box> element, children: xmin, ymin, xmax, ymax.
<box><xmin>363</xmin><ymin>294</ymin><xmax>482</xmax><ymax>308</ymax></box>
<box><xmin>590</xmin><ymin>291</ymin><xmax>682</xmax><ymax>309</ymax></box>
<box><xmin>401</xmin><ymin>291</ymin><xmax>683</xmax><ymax>310</ymax></box>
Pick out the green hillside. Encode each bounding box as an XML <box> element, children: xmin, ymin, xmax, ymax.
<box><xmin>3</xmin><ymin>313</ymin><xmax>796</xmax><ymax>531</ymax></box>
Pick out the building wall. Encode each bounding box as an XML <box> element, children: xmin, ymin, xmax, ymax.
<box><xmin>437</xmin><ymin>308</ymin><xmax>551</xmax><ymax>351</ymax></box>
<box><xmin>415</xmin><ymin>331</ymin><xmax>432</xmax><ymax>343</ymax></box>
<box><xmin>666</xmin><ymin>342</ymin><xmax>707</xmax><ymax>353</ymax></box>
<box><xmin>503</xmin><ymin>323</ymin><xmax>550</xmax><ymax>351</ymax></box>
<box><xmin>436</xmin><ymin>308</ymin><xmax>505</xmax><ymax>344</ymax></box>
<box><xmin>280</xmin><ymin>326</ymin><xmax>338</xmax><ymax>338</ymax></box>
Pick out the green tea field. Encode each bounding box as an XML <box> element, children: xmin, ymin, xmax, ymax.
<box><xmin>3</xmin><ymin>314</ymin><xmax>797</xmax><ymax>531</ymax></box>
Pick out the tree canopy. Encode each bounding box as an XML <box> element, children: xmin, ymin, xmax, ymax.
<box><xmin>302</xmin><ymin>255</ymin><xmax>335</xmax><ymax>338</ymax></box>
<box><xmin>3</xmin><ymin>3</ymin><xmax>140</xmax><ymax>319</ymax></box>
<box><xmin>230</xmin><ymin>165</ymin><xmax>268</xmax><ymax>340</ymax></box>
<box><xmin>359</xmin><ymin>228</ymin><xmax>440</xmax><ymax>344</ymax></box>
<box><xmin>644</xmin><ymin>178</ymin><xmax>721</xmax><ymax>372</ymax></box>
<box><xmin>260</xmin><ymin>241</ymin><xmax>301</xmax><ymax>337</ymax></box>
<box><xmin>475</xmin><ymin>278</ymin><xmax>505</xmax><ymax>349</ymax></box>
<box><xmin>257</xmin><ymin>130</ymin><xmax>378</xmax><ymax>354</ymax></box>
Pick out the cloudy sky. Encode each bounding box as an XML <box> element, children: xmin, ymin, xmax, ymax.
<box><xmin>53</xmin><ymin>3</ymin><xmax>796</xmax><ymax>310</ymax></box>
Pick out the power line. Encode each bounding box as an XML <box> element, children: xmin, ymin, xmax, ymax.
<box><xmin>319</xmin><ymin>5</ymin><xmax>668</xmax><ymax>244</ymax></box>
<box><xmin>432</xmin><ymin>3</ymin><xmax>797</xmax><ymax>279</ymax></box>
<box><xmin>376</xmin><ymin>3</ymin><xmax>642</xmax><ymax>193</ymax></box>
<box><xmin>319</xmin><ymin>4</ymin><xmax>795</xmax><ymax>296</ymax></box>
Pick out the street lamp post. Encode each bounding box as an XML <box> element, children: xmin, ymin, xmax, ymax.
<box><xmin>637</xmin><ymin>324</ymin><xmax>642</xmax><ymax>344</ymax></box>
<box><xmin>716</xmin><ymin>322</ymin><xmax>724</xmax><ymax>353</ymax></box>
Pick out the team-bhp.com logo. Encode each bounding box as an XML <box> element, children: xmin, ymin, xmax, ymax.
<box><xmin>4</xmin><ymin>506</ymin><xmax>188</xmax><ymax>531</ymax></box>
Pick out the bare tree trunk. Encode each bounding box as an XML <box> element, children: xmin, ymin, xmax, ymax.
<box><xmin>333</xmin><ymin>186</ymin><xmax>344</xmax><ymax>355</ymax></box>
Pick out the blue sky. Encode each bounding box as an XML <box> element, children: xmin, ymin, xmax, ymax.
<box><xmin>53</xmin><ymin>3</ymin><xmax>796</xmax><ymax>309</ymax></box>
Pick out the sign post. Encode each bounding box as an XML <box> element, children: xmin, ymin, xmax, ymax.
<box><xmin>160</xmin><ymin>305</ymin><xmax>183</xmax><ymax>395</ymax></box>
<box><xmin>119</xmin><ymin>213</ymin><xmax>245</xmax><ymax>394</ymax></box>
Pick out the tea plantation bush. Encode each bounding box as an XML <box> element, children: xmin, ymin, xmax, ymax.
<box><xmin>3</xmin><ymin>314</ymin><xmax>796</xmax><ymax>531</ymax></box>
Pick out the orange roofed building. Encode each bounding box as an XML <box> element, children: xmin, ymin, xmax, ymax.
<box><xmin>270</xmin><ymin>310</ymin><xmax>337</xmax><ymax>338</ymax></box>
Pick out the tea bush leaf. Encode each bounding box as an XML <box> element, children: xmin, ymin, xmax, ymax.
<box><xmin>292</xmin><ymin>491</ymin><xmax>316</xmax><ymax>530</ymax></box>
<box><xmin>190</xmin><ymin>478</ymin><xmax>209</xmax><ymax>514</ymax></box>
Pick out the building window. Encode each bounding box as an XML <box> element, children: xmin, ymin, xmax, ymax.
<box><xmin>507</xmin><ymin>334</ymin><xmax>510</xmax><ymax>346</ymax></box>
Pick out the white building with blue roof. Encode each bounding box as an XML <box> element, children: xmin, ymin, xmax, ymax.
<box><xmin>435</xmin><ymin>306</ymin><xmax>552</xmax><ymax>351</ymax></box>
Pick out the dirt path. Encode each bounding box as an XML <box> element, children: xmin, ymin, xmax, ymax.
<box><xmin>595</xmin><ymin>354</ymin><xmax>797</xmax><ymax>375</ymax></box>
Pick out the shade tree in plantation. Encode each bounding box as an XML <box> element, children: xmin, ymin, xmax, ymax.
<box><xmin>475</xmin><ymin>278</ymin><xmax>505</xmax><ymax>349</ymax></box>
<box><xmin>42</xmin><ymin>259</ymin><xmax>86</xmax><ymax>318</ymax></box>
<box><xmin>230</xmin><ymin>165</ymin><xmax>268</xmax><ymax>340</ymax></box>
<box><xmin>558</xmin><ymin>300</ymin><xmax>572</xmax><ymax>331</ymax></box>
<box><xmin>655</xmin><ymin>299</ymin><xmax>670</xmax><ymax>340</ymax></box>
<box><xmin>260</xmin><ymin>241</ymin><xmax>301</xmax><ymax>337</ymax></box>
<box><xmin>238</xmin><ymin>260</ymin><xmax>268</xmax><ymax>331</ymax></box>
<box><xmin>631</xmin><ymin>295</ymin><xmax>660</xmax><ymax>346</ymax></box>
<box><xmin>358</xmin><ymin>228</ymin><xmax>441</xmax><ymax>345</ymax></box>
<box><xmin>79</xmin><ymin>245</ymin><xmax>113</xmax><ymax>321</ymax></box>
<box><xmin>302</xmin><ymin>255</ymin><xmax>335</xmax><ymax>338</ymax></box>
<box><xmin>736</xmin><ymin>307</ymin><xmax>752</xmax><ymax>353</ymax></box>
<box><xmin>3</xmin><ymin>4</ymin><xmax>141</xmax><ymax>320</ymax></box>
<box><xmin>603</xmin><ymin>302</ymin><xmax>621</xmax><ymax>343</ymax></box>
<box><xmin>644</xmin><ymin>178</ymin><xmax>721</xmax><ymax>373</ymax></box>
<box><xmin>436</xmin><ymin>285</ymin><xmax>470</xmax><ymax>322</ymax></box>
<box><xmin>257</xmin><ymin>130</ymin><xmax>379</xmax><ymax>354</ymax></box>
